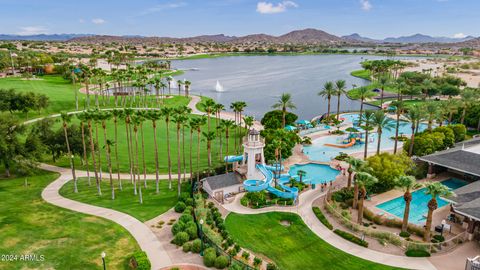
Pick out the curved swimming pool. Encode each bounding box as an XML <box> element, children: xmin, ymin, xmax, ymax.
<box><xmin>288</xmin><ymin>163</ymin><xmax>340</xmax><ymax>185</ymax></box>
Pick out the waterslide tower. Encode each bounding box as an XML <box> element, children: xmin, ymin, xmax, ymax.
<box><xmin>242</xmin><ymin>129</ymin><xmax>265</xmax><ymax>179</ymax></box>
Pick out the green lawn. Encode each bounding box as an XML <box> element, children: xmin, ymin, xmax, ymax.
<box><xmin>0</xmin><ymin>171</ymin><xmax>140</xmax><ymax>269</ymax></box>
<box><xmin>60</xmin><ymin>177</ymin><xmax>182</xmax><ymax>222</ymax></box>
<box><xmin>350</xmin><ymin>69</ymin><xmax>372</xmax><ymax>80</ymax></box>
<box><xmin>47</xmin><ymin>114</ymin><xmax>243</xmax><ymax>174</ymax></box>
<box><xmin>225</xmin><ymin>212</ymin><xmax>404</xmax><ymax>270</ymax></box>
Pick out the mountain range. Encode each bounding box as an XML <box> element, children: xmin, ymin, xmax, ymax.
<box><xmin>342</xmin><ymin>33</ymin><xmax>477</xmax><ymax>44</ymax></box>
<box><xmin>0</xmin><ymin>29</ymin><xmax>477</xmax><ymax>45</ymax></box>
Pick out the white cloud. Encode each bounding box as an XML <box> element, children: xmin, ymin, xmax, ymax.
<box><xmin>140</xmin><ymin>2</ymin><xmax>187</xmax><ymax>16</ymax></box>
<box><xmin>92</xmin><ymin>18</ymin><xmax>106</xmax><ymax>25</ymax></box>
<box><xmin>360</xmin><ymin>0</ymin><xmax>372</xmax><ymax>11</ymax></box>
<box><xmin>16</xmin><ymin>26</ymin><xmax>48</xmax><ymax>36</ymax></box>
<box><xmin>256</xmin><ymin>1</ymin><xmax>298</xmax><ymax>14</ymax></box>
<box><xmin>453</xmin><ymin>33</ymin><xmax>466</xmax><ymax>38</ymax></box>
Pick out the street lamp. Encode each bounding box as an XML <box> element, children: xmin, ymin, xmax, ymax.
<box><xmin>199</xmin><ymin>219</ymin><xmax>204</xmax><ymax>256</ymax></box>
<box><xmin>101</xmin><ymin>251</ymin><xmax>106</xmax><ymax>270</ymax></box>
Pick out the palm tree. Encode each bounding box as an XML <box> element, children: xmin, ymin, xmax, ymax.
<box><xmin>136</xmin><ymin>110</ymin><xmax>148</xmax><ymax>186</ymax></box>
<box><xmin>221</xmin><ymin>120</ymin><xmax>235</xmax><ymax>172</ymax></box>
<box><xmin>371</xmin><ymin>110</ymin><xmax>395</xmax><ymax>155</ymax></box>
<box><xmin>360</xmin><ymin>110</ymin><xmax>375</xmax><ymax>159</ymax></box>
<box><xmin>92</xmin><ymin>110</ymin><xmax>103</xmax><ymax>180</ymax></box>
<box><xmin>204</xmin><ymin>99</ymin><xmax>217</xmax><ymax>133</ymax></box>
<box><xmin>357</xmin><ymin>87</ymin><xmax>375</xmax><ymax>124</ymax></box>
<box><xmin>378</xmin><ymin>75</ymin><xmax>389</xmax><ymax>107</ymax></box>
<box><xmin>111</xmin><ymin>109</ymin><xmax>123</xmax><ymax>190</ymax></box>
<box><xmin>184</xmin><ymin>80</ymin><xmax>191</xmax><ymax>97</ymax></box>
<box><xmin>214</xmin><ymin>103</ymin><xmax>225</xmax><ymax>160</ymax></box>
<box><xmin>424</xmin><ymin>102</ymin><xmax>439</xmax><ymax>132</ymax></box>
<box><xmin>355</xmin><ymin>172</ymin><xmax>378</xmax><ymax>224</ymax></box>
<box><xmin>335</xmin><ymin>80</ymin><xmax>347</xmax><ymax>121</ymax></box>
<box><xmin>177</xmin><ymin>80</ymin><xmax>183</xmax><ymax>95</ymax></box>
<box><xmin>146</xmin><ymin>110</ymin><xmax>162</xmax><ymax>193</ymax></box>
<box><xmin>297</xmin><ymin>170</ymin><xmax>307</xmax><ymax>183</ymax></box>
<box><xmin>235</xmin><ymin>101</ymin><xmax>247</xmax><ymax>153</ymax></box>
<box><xmin>243</xmin><ymin>115</ymin><xmax>254</xmax><ymax>130</ymax></box>
<box><xmin>161</xmin><ymin>107</ymin><xmax>174</xmax><ymax>190</ymax></box>
<box><xmin>131</xmin><ymin>115</ymin><xmax>143</xmax><ymax>204</ymax></box>
<box><xmin>104</xmin><ymin>139</ymin><xmax>116</xmax><ymax>200</ymax></box>
<box><xmin>318</xmin><ymin>81</ymin><xmax>335</xmax><ymax>119</ymax></box>
<box><xmin>272</xmin><ymin>93</ymin><xmax>296</xmax><ymax>128</ymax></box>
<box><xmin>404</xmin><ymin>105</ymin><xmax>422</xmax><ymax>156</ymax></box>
<box><xmin>166</xmin><ymin>76</ymin><xmax>173</xmax><ymax>95</ymax></box>
<box><xmin>392</xmin><ymin>100</ymin><xmax>405</xmax><ymax>154</ymax></box>
<box><xmin>202</xmin><ymin>131</ymin><xmax>216</xmax><ymax>175</ymax></box>
<box><xmin>460</xmin><ymin>88</ymin><xmax>477</xmax><ymax>124</ymax></box>
<box><xmin>85</xmin><ymin>111</ymin><xmax>101</xmax><ymax>195</ymax></box>
<box><xmin>423</xmin><ymin>182</ymin><xmax>453</xmax><ymax>241</ymax></box>
<box><xmin>173</xmin><ymin>108</ymin><xmax>189</xmax><ymax>196</ymax></box>
<box><xmin>345</xmin><ymin>157</ymin><xmax>368</xmax><ymax>209</ymax></box>
<box><xmin>195</xmin><ymin>117</ymin><xmax>207</xmax><ymax>183</ymax></box>
<box><xmin>444</xmin><ymin>98</ymin><xmax>460</xmax><ymax>124</ymax></box>
<box><xmin>188</xmin><ymin>118</ymin><xmax>200</xmax><ymax>183</ymax></box>
<box><xmin>61</xmin><ymin>112</ymin><xmax>77</xmax><ymax>193</ymax></box>
<box><xmin>123</xmin><ymin>108</ymin><xmax>135</xmax><ymax>187</ymax></box>
<box><xmin>76</xmin><ymin>112</ymin><xmax>91</xmax><ymax>186</ymax></box>
<box><xmin>395</xmin><ymin>176</ymin><xmax>421</xmax><ymax>232</ymax></box>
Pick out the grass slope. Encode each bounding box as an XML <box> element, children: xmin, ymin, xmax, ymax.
<box><xmin>225</xmin><ymin>212</ymin><xmax>403</xmax><ymax>270</ymax></box>
<box><xmin>60</xmin><ymin>178</ymin><xmax>181</xmax><ymax>222</ymax></box>
<box><xmin>0</xmin><ymin>171</ymin><xmax>140</xmax><ymax>269</ymax></box>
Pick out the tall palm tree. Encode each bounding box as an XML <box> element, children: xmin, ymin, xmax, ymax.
<box><xmin>61</xmin><ymin>112</ymin><xmax>77</xmax><ymax>193</ymax></box>
<box><xmin>395</xmin><ymin>176</ymin><xmax>421</xmax><ymax>232</ymax></box>
<box><xmin>345</xmin><ymin>157</ymin><xmax>368</xmax><ymax>209</ymax></box>
<box><xmin>131</xmin><ymin>115</ymin><xmax>143</xmax><ymax>204</ymax></box>
<box><xmin>297</xmin><ymin>170</ymin><xmax>307</xmax><ymax>183</ymax></box>
<box><xmin>423</xmin><ymin>182</ymin><xmax>453</xmax><ymax>241</ymax></box>
<box><xmin>360</xmin><ymin>110</ymin><xmax>375</xmax><ymax>159</ymax></box>
<box><xmin>355</xmin><ymin>172</ymin><xmax>378</xmax><ymax>224</ymax></box>
<box><xmin>371</xmin><ymin>110</ymin><xmax>395</xmax><ymax>155</ymax></box>
<box><xmin>243</xmin><ymin>115</ymin><xmax>254</xmax><ymax>130</ymax></box>
<box><xmin>136</xmin><ymin>110</ymin><xmax>148</xmax><ymax>186</ymax></box>
<box><xmin>392</xmin><ymin>100</ymin><xmax>405</xmax><ymax>154</ymax></box>
<box><xmin>123</xmin><ymin>108</ymin><xmax>135</xmax><ymax>187</ymax></box>
<box><xmin>188</xmin><ymin>118</ymin><xmax>200</xmax><ymax>183</ymax></box>
<box><xmin>203</xmin><ymin>131</ymin><xmax>216</xmax><ymax>175</ymax></box>
<box><xmin>378</xmin><ymin>75</ymin><xmax>389</xmax><ymax>107</ymax></box>
<box><xmin>166</xmin><ymin>76</ymin><xmax>173</xmax><ymax>95</ymax></box>
<box><xmin>357</xmin><ymin>87</ymin><xmax>375</xmax><ymax>124</ymax></box>
<box><xmin>335</xmin><ymin>80</ymin><xmax>347</xmax><ymax>121</ymax></box>
<box><xmin>460</xmin><ymin>88</ymin><xmax>477</xmax><ymax>124</ymax></box>
<box><xmin>181</xmin><ymin>106</ymin><xmax>192</xmax><ymax>181</ymax></box>
<box><xmin>104</xmin><ymin>139</ymin><xmax>115</xmax><ymax>200</ymax></box>
<box><xmin>111</xmin><ymin>109</ymin><xmax>123</xmax><ymax>190</ymax></box>
<box><xmin>444</xmin><ymin>98</ymin><xmax>460</xmax><ymax>125</ymax></box>
<box><xmin>177</xmin><ymin>80</ymin><xmax>183</xmax><ymax>95</ymax></box>
<box><xmin>272</xmin><ymin>93</ymin><xmax>296</xmax><ymax>128</ymax></box>
<box><xmin>235</xmin><ymin>101</ymin><xmax>247</xmax><ymax>153</ymax></box>
<box><xmin>213</xmin><ymin>103</ymin><xmax>225</xmax><ymax>160</ymax></box>
<box><xmin>184</xmin><ymin>80</ymin><xmax>191</xmax><ymax>97</ymax></box>
<box><xmin>195</xmin><ymin>117</ymin><xmax>207</xmax><ymax>183</ymax></box>
<box><xmin>424</xmin><ymin>102</ymin><xmax>439</xmax><ymax>132</ymax></box>
<box><xmin>318</xmin><ymin>81</ymin><xmax>335</xmax><ymax>119</ymax></box>
<box><xmin>99</xmin><ymin>111</ymin><xmax>114</xmax><ymax>198</ymax></box>
<box><xmin>204</xmin><ymin>99</ymin><xmax>217</xmax><ymax>133</ymax></box>
<box><xmin>161</xmin><ymin>107</ymin><xmax>174</xmax><ymax>190</ymax></box>
<box><xmin>146</xmin><ymin>110</ymin><xmax>162</xmax><ymax>194</ymax></box>
<box><xmin>221</xmin><ymin>120</ymin><xmax>235</xmax><ymax>172</ymax></box>
<box><xmin>85</xmin><ymin>111</ymin><xmax>101</xmax><ymax>195</ymax></box>
<box><xmin>76</xmin><ymin>112</ymin><xmax>91</xmax><ymax>186</ymax></box>
<box><xmin>404</xmin><ymin>105</ymin><xmax>422</xmax><ymax>156</ymax></box>
<box><xmin>92</xmin><ymin>110</ymin><xmax>103</xmax><ymax>180</ymax></box>
<box><xmin>173</xmin><ymin>109</ymin><xmax>188</xmax><ymax>196</ymax></box>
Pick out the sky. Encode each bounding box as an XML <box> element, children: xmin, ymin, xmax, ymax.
<box><xmin>0</xmin><ymin>0</ymin><xmax>478</xmax><ymax>39</ymax></box>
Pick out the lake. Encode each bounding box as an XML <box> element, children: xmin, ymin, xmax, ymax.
<box><xmin>172</xmin><ymin>55</ymin><xmax>412</xmax><ymax>120</ymax></box>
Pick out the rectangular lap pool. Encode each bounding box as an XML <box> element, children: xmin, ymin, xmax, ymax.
<box><xmin>376</xmin><ymin>178</ymin><xmax>468</xmax><ymax>224</ymax></box>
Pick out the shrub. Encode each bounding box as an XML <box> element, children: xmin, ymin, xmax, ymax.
<box><xmin>449</xmin><ymin>124</ymin><xmax>466</xmax><ymax>142</ymax></box>
<box><xmin>183</xmin><ymin>242</ymin><xmax>192</xmax><ymax>252</ymax></box>
<box><xmin>184</xmin><ymin>198</ymin><xmax>194</xmax><ymax>206</ymax></box>
<box><xmin>399</xmin><ymin>231</ymin><xmax>411</xmax><ymax>238</ymax></box>
<box><xmin>253</xmin><ymin>257</ymin><xmax>262</xmax><ymax>266</ymax></box>
<box><xmin>433</xmin><ymin>235</ymin><xmax>445</xmax><ymax>242</ymax></box>
<box><xmin>228</xmin><ymin>264</ymin><xmax>242</xmax><ymax>270</ymax></box>
<box><xmin>234</xmin><ymin>244</ymin><xmax>241</xmax><ymax>253</ymax></box>
<box><xmin>179</xmin><ymin>214</ymin><xmax>194</xmax><ymax>224</ymax></box>
<box><xmin>208</xmin><ymin>201</ymin><xmax>215</xmax><ymax>208</ymax></box>
<box><xmin>174</xmin><ymin>202</ymin><xmax>186</xmax><ymax>213</ymax></box>
<box><xmin>333</xmin><ymin>229</ymin><xmax>368</xmax><ymax>247</ymax></box>
<box><xmin>130</xmin><ymin>251</ymin><xmax>151</xmax><ymax>270</ymax></box>
<box><xmin>179</xmin><ymin>192</ymin><xmax>190</xmax><ymax>203</ymax></box>
<box><xmin>405</xmin><ymin>249</ymin><xmax>431</xmax><ymax>257</ymax></box>
<box><xmin>214</xmin><ymin>255</ymin><xmax>229</xmax><ymax>269</ymax></box>
<box><xmin>183</xmin><ymin>206</ymin><xmax>193</xmax><ymax>214</ymax></box>
<box><xmin>191</xmin><ymin>239</ymin><xmax>202</xmax><ymax>253</ymax></box>
<box><xmin>240</xmin><ymin>197</ymin><xmax>249</xmax><ymax>206</ymax></box>
<box><xmin>185</xmin><ymin>225</ymin><xmax>198</xmax><ymax>240</ymax></box>
<box><xmin>433</xmin><ymin>126</ymin><xmax>455</xmax><ymax>149</ymax></box>
<box><xmin>241</xmin><ymin>251</ymin><xmax>250</xmax><ymax>260</ymax></box>
<box><xmin>173</xmin><ymin>232</ymin><xmax>190</xmax><ymax>246</ymax></box>
<box><xmin>266</xmin><ymin>263</ymin><xmax>278</xmax><ymax>270</ymax></box>
<box><xmin>171</xmin><ymin>221</ymin><xmax>185</xmax><ymax>235</ymax></box>
<box><xmin>367</xmin><ymin>153</ymin><xmax>414</xmax><ymax>193</ymax></box>
<box><xmin>312</xmin><ymin>207</ymin><xmax>333</xmax><ymax>230</ymax></box>
<box><xmin>331</xmin><ymin>187</ymin><xmax>353</xmax><ymax>202</ymax></box>
<box><xmin>204</xmin><ymin>248</ymin><xmax>217</xmax><ymax>267</ymax></box>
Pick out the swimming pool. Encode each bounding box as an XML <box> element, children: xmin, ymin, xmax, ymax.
<box><xmin>303</xmin><ymin>113</ymin><xmax>428</xmax><ymax>162</ymax></box>
<box><xmin>288</xmin><ymin>163</ymin><xmax>340</xmax><ymax>185</ymax></box>
<box><xmin>376</xmin><ymin>178</ymin><xmax>468</xmax><ymax>224</ymax></box>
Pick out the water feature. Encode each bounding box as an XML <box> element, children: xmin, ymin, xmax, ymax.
<box><xmin>215</xmin><ymin>80</ymin><xmax>224</xmax><ymax>92</ymax></box>
<box><xmin>376</xmin><ymin>178</ymin><xmax>468</xmax><ymax>224</ymax></box>
<box><xmin>172</xmin><ymin>55</ymin><xmax>422</xmax><ymax>119</ymax></box>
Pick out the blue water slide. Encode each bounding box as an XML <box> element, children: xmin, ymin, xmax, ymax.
<box><xmin>264</xmin><ymin>164</ymin><xmax>285</xmax><ymax>171</ymax></box>
<box><xmin>224</xmin><ymin>155</ymin><xmax>243</xmax><ymax>163</ymax></box>
<box><xmin>243</xmin><ymin>164</ymin><xmax>298</xmax><ymax>200</ymax></box>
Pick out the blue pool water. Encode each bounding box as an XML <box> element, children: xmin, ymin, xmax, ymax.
<box><xmin>304</xmin><ymin>113</ymin><xmax>428</xmax><ymax>162</ymax></box>
<box><xmin>288</xmin><ymin>163</ymin><xmax>340</xmax><ymax>185</ymax></box>
<box><xmin>376</xmin><ymin>178</ymin><xmax>468</xmax><ymax>224</ymax></box>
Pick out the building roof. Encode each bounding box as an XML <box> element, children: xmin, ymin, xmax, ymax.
<box><xmin>249</xmin><ymin>129</ymin><xmax>260</xmax><ymax>135</ymax></box>
<box><xmin>418</xmin><ymin>137</ymin><xmax>480</xmax><ymax>177</ymax></box>
<box><xmin>447</xmin><ymin>180</ymin><xmax>480</xmax><ymax>221</ymax></box>
<box><xmin>202</xmin><ymin>172</ymin><xmax>243</xmax><ymax>191</ymax></box>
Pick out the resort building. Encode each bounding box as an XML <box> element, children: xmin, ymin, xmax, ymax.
<box><xmin>419</xmin><ymin>137</ymin><xmax>480</xmax><ymax>240</ymax></box>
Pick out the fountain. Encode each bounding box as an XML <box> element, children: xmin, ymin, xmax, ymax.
<box><xmin>215</xmin><ymin>80</ymin><xmax>224</xmax><ymax>92</ymax></box>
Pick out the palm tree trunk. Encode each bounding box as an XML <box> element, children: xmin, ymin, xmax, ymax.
<box><xmin>225</xmin><ymin>130</ymin><xmax>229</xmax><ymax>172</ymax></box>
<box><xmin>393</xmin><ymin>111</ymin><xmax>401</xmax><ymax>154</ymax></box>
<box><xmin>196</xmin><ymin>129</ymin><xmax>201</xmax><ymax>185</ymax></box>
<box><xmin>376</xmin><ymin>129</ymin><xmax>382</xmax><ymax>155</ymax></box>
<box><xmin>80</xmin><ymin>122</ymin><xmax>91</xmax><ymax>186</ymax></box>
<box><xmin>176</xmin><ymin>125</ymin><xmax>182</xmax><ymax>197</ymax></box>
<box><xmin>461</xmin><ymin>107</ymin><xmax>467</xmax><ymax>124</ymax></box>
<box><xmin>189</xmin><ymin>130</ymin><xmax>193</xmax><ymax>184</ymax></box>
<box><xmin>63</xmin><ymin>123</ymin><xmax>77</xmax><ymax>193</ymax></box>
<box><xmin>282</xmin><ymin>108</ymin><xmax>286</xmax><ymax>128</ymax></box>
<box><xmin>166</xmin><ymin>120</ymin><xmax>172</xmax><ymax>190</ymax></box>
<box><xmin>140</xmin><ymin>123</ymin><xmax>147</xmax><ymax>187</ymax></box>
<box><xmin>347</xmin><ymin>165</ymin><xmax>352</xmax><ymax>188</ymax></box>
<box><xmin>152</xmin><ymin>121</ymin><xmax>160</xmax><ymax>194</ymax></box>
<box><xmin>125</xmin><ymin>119</ymin><xmax>134</xmax><ymax>186</ymax></box>
<box><xmin>327</xmin><ymin>97</ymin><xmax>331</xmax><ymax>118</ymax></box>
<box><xmin>182</xmin><ymin>125</ymin><xmax>187</xmax><ymax>182</ymax></box>
<box><xmin>363</xmin><ymin>128</ymin><xmax>369</xmax><ymax>159</ymax></box>
<box><xmin>353</xmin><ymin>180</ymin><xmax>358</xmax><ymax>209</ymax></box>
<box><xmin>134</xmin><ymin>128</ymin><xmax>143</xmax><ymax>204</ymax></box>
<box><xmin>424</xmin><ymin>199</ymin><xmax>437</xmax><ymax>242</ymax></box>
<box><xmin>408</xmin><ymin>125</ymin><xmax>416</xmax><ymax>156</ymax></box>
<box><xmin>336</xmin><ymin>94</ymin><xmax>341</xmax><ymax>121</ymax></box>
<box><xmin>114</xmin><ymin>119</ymin><xmax>122</xmax><ymax>190</ymax></box>
<box><xmin>106</xmin><ymin>143</ymin><xmax>115</xmax><ymax>200</ymax></box>
<box><xmin>402</xmin><ymin>192</ymin><xmax>411</xmax><ymax>232</ymax></box>
<box><xmin>95</xmin><ymin>122</ymin><xmax>102</xmax><ymax>180</ymax></box>
<box><xmin>357</xmin><ymin>187</ymin><xmax>365</xmax><ymax>224</ymax></box>
<box><xmin>88</xmin><ymin>121</ymin><xmax>101</xmax><ymax>195</ymax></box>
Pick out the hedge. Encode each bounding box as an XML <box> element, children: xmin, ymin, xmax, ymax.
<box><xmin>312</xmin><ymin>207</ymin><xmax>333</xmax><ymax>230</ymax></box>
<box><xmin>333</xmin><ymin>229</ymin><xmax>368</xmax><ymax>247</ymax></box>
<box><xmin>405</xmin><ymin>249</ymin><xmax>431</xmax><ymax>257</ymax></box>
<box><xmin>130</xmin><ymin>251</ymin><xmax>151</xmax><ymax>270</ymax></box>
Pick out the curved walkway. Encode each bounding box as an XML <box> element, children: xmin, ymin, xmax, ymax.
<box><xmin>222</xmin><ymin>187</ymin><xmax>437</xmax><ymax>270</ymax></box>
<box><xmin>40</xmin><ymin>163</ymin><xmax>175</xmax><ymax>270</ymax></box>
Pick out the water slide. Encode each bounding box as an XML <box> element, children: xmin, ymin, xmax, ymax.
<box><xmin>224</xmin><ymin>155</ymin><xmax>243</xmax><ymax>163</ymax></box>
<box><xmin>324</xmin><ymin>138</ymin><xmax>356</xmax><ymax>148</ymax></box>
<box><xmin>243</xmin><ymin>164</ymin><xmax>298</xmax><ymax>200</ymax></box>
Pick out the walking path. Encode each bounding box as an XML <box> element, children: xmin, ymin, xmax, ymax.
<box><xmin>222</xmin><ymin>186</ymin><xmax>437</xmax><ymax>270</ymax></box>
<box><xmin>40</xmin><ymin>163</ymin><xmax>178</xmax><ymax>270</ymax></box>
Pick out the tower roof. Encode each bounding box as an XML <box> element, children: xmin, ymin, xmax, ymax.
<box><xmin>249</xmin><ymin>129</ymin><xmax>260</xmax><ymax>135</ymax></box>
